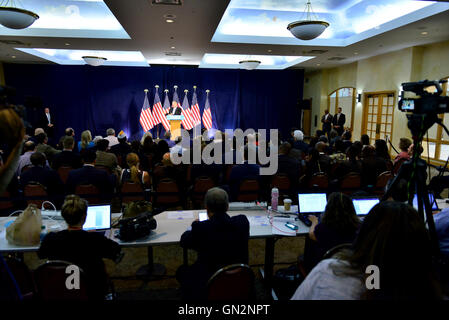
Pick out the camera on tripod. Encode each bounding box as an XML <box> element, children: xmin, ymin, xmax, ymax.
<box><xmin>398</xmin><ymin>79</ymin><xmax>449</xmax><ymax>114</ymax></box>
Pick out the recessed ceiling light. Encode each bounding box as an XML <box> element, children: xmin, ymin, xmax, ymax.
<box><xmin>166</xmin><ymin>19</ymin><xmax>174</xmax><ymax>23</ymax></box>
<box><xmin>316</xmin><ymin>63</ymin><xmax>320</xmax><ymax>66</ymax></box>
<box><xmin>171</xmin><ymin>46</ymin><xmax>176</xmax><ymax>49</ymax></box>
<box><xmin>267</xmin><ymin>49</ymin><xmax>272</xmax><ymax>53</ymax></box>
<box><xmin>354</xmin><ymin>52</ymin><xmax>358</xmax><ymax>55</ymax></box>
<box><xmin>421</xmin><ymin>31</ymin><xmax>428</xmax><ymax>35</ymax></box>
<box><xmin>11</xmin><ymin>56</ymin><xmax>16</xmax><ymax>58</ymax></box>
<box><xmin>65</xmin><ymin>43</ymin><xmax>70</xmax><ymax>46</ymax></box>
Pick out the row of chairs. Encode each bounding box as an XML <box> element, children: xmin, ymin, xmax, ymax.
<box><xmin>2</xmin><ymin>255</ymin><xmax>255</xmax><ymax>301</ymax></box>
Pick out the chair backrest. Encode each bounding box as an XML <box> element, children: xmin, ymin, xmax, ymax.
<box><xmin>75</xmin><ymin>184</ymin><xmax>101</xmax><ymax>205</ymax></box>
<box><xmin>373</xmin><ymin>171</ymin><xmax>393</xmax><ymax>195</ymax></box>
<box><xmin>340</xmin><ymin>172</ymin><xmax>361</xmax><ymax>194</ymax></box>
<box><xmin>271</xmin><ymin>174</ymin><xmax>291</xmax><ymax>193</ymax></box>
<box><xmin>23</xmin><ymin>183</ymin><xmax>48</xmax><ymax>207</ymax></box>
<box><xmin>21</xmin><ymin>165</ymin><xmax>32</xmax><ymax>173</ymax></box>
<box><xmin>192</xmin><ymin>176</ymin><xmax>215</xmax><ymax>207</ymax></box>
<box><xmin>237</xmin><ymin>179</ymin><xmax>259</xmax><ymax>202</ymax></box>
<box><xmin>0</xmin><ymin>190</ymin><xmax>14</xmax><ymax>211</ymax></box>
<box><xmin>207</xmin><ymin>264</ymin><xmax>255</xmax><ymax>301</ymax></box>
<box><xmin>155</xmin><ymin>178</ymin><xmax>181</xmax><ymax>205</ymax></box>
<box><xmin>385</xmin><ymin>160</ymin><xmax>393</xmax><ymax>173</ymax></box>
<box><xmin>95</xmin><ymin>165</ymin><xmax>111</xmax><ymax>175</ymax></box>
<box><xmin>308</xmin><ymin>172</ymin><xmax>329</xmax><ymax>189</ymax></box>
<box><xmin>121</xmin><ymin>181</ymin><xmax>145</xmax><ymax>203</ymax></box>
<box><xmin>57</xmin><ymin>166</ymin><xmax>73</xmax><ymax>184</ymax></box>
<box><xmin>322</xmin><ymin>243</ymin><xmax>353</xmax><ymax>260</ymax></box>
<box><xmin>33</xmin><ymin>260</ymin><xmax>88</xmax><ymax>300</ymax></box>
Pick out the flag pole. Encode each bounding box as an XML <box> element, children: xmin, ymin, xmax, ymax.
<box><xmin>155</xmin><ymin>85</ymin><xmax>160</xmax><ymax>139</ymax></box>
<box><xmin>144</xmin><ymin>88</ymin><xmax>149</xmax><ymax>135</ymax></box>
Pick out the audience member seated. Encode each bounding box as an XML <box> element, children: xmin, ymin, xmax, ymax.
<box><xmin>38</xmin><ymin>195</ymin><xmax>122</xmax><ymax>300</ymax></box>
<box><xmin>141</xmin><ymin>134</ymin><xmax>157</xmax><ymax>155</ymax></box>
<box><xmin>292</xmin><ymin>201</ymin><xmax>442</xmax><ymax>300</ymax></box>
<box><xmin>153</xmin><ymin>153</ymin><xmax>186</xmax><ymax>190</ymax></box>
<box><xmin>329</xmin><ymin>138</ymin><xmax>346</xmax><ymax>163</ymax></box>
<box><xmin>120</xmin><ymin>153</ymin><xmax>150</xmax><ymax>187</ymax></box>
<box><xmin>78</xmin><ymin>130</ymin><xmax>95</xmax><ymax>154</ymax></box>
<box><xmin>361</xmin><ymin>134</ymin><xmax>370</xmax><ymax>146</ymax></box>
<box><xmin>110</xmin><ymin>132</ymin><xmax>132</xmax><ymax>166</ymax></box>
<box><xmin>341</xmin><ymin>131</ymin><xmax>353</xmax><ymax>151</ymax></box>
<box><xmin>277</xmin><ymin>142</ymin><xmax>301</xmax><ymax>188</ymax></box>
<box><xmin>35</xmin><ymin>132</ymin><xmax>60</xmax><ymax>162</ymax></box>
<box><xmin>303</xmin><ymin>192</ymin><xmax>360</xmax><ymax>273</ymax></box>
<box><xmin>20</xmin><ymin>152</ymin><xmax>63</xmax><ymax>196</ymax></box>
<box><xmin>374</xmin><ymin>139</ymin><xmax>391</xmax><ymax>162</ymax></box>
<box><xmin>229</xmin><ymin>145</ymin><xmax>261</xmax><ymax>201</ymax></box>
<box><xmin>177</xmin><ymin>187</ymin><xmax>249</xmax><ymax>300</ymax></box>
<box><xmin>394</xmin><ymin>137</ymin><xmax>412</xmax><ymax>165</ymax></box>
<box><xmin>57</xmin><ymin>127</ymin><xmax>75</xmax><ymax>150</ymax></box>
<box><xmin>51</xmin><ymin>136</ymin><xmax>82</xmax><ymax>170</ymax></box>
<box><xmin>28</xmin><ymin>127</ymin><xmax>45</xmax><ymax>145</ymax></box>
<box><xmin>334</xmin><ymin>145</ymin><xmax>362</xmax><ymax>180</ymax></box>
<box><xmin>291</xmin><ymin>130</ymin><xmax>309</xmax><ymax>155</ymax></box>
<box><xmin>66</xmin><ymin>149</ymin><xmax>115</xmax><ymax>196</ymax></box>
<box><xmin>104</xmin><ymin>128</ymin><xmax>119</xmax><ymax>148</ymax></box>
<box><xmin>154</xmin><ymin>139</ymin><xmax>170</xmax><ymax>165</ymax></box>
<box><xmin>360</xmin><ymin>145</ymin><xmax>388</xmax><ymax>187</ymax></box>
<box><xmin>16</xmin><ymin>140</ymin><xmax>36</xmax><ymax>175</ymax></box>
<box><xmin>95</xmin><ymin>139</ymin><xmax>119</xmax><ymax>172</ymax></box>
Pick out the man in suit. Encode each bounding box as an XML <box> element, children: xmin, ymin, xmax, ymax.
<box><xmin>66</xmin><ymin>149</ymin><xmax>115</xmax><ymax>197</ymax></box>
<box><xmin>332</xmin><ymin>107</ymin><xmax>346</xmax><ymax>136</ymax></box>
<box><xmin>321</xmin><ymin>110</ymin><xmax>333</xmax><ymax>137</ymax></box>
<box><xmin>95</xmin><ymin>139</ymin><xmax>119</xmax><ymax>173</ymax></box>
<box><xmin>110</xmin><ymin>132</ymin><xmax>132</xmax><ymax>167</ymax></box>
<box><xmin>51</xmin><ymin>136</ymin><xmax>82</xmax><ymax>170</ymax></box>
<box><xmin>169</xmin><ymin>103</ymin><xmax>182</xmax><ymax>115</ymax></box>
<box><xmin>20</xmin><ymin>152</ymin><xmax>64</xmax><ymax>197</ymax></box>
<box><xmin>41</xmin><ymin>107</ymin><xmax>55</xmax><ymax>139</ymax></box>
<box><xmin>57</xmin><ymin>127</ymin><xmax>75</xmax><ymax>150</ymax></box>
<box><xmin>278</xmin><ymin>142</ymin><xmax>302</xmax><ymax>189</ymax></box>
<box><xmin>229</xmin><ymin>145</ymin><xmax>260</xmax><ymax>201</ymax></box>
<box><xmin>177</xmin><ymin>187</ymin><xmax>250</xmax><ymax>299</ymax></box>
<box><xmin>35</xmin><ymin>132</ymin><xmax>60</xmax><ymax>163</ymax></box>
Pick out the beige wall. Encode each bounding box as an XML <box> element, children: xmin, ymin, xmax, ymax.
<box><xmin>303</xmin><ymin>40</ymin><xmax>449</xmax><ymax>150</ymax></box>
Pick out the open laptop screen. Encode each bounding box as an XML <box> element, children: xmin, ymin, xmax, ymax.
<box><xmin>298</xmin><ymin>193</ymin><xmax>327</xmax><ymax>214</ymax></box>
<box><xmin>352</xmin><ymin>198</ymin><xmax>380</xmax><ymax>216</ymax></box>
<box><xmin>83</xmin><ymin>205</ymin><xmax>111</xmax><ymax>231</ymax></box>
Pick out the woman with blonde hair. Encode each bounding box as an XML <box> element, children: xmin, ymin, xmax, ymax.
<box><xmin>78</xmin><ymin>130</ymin><xmax>95</xmax><ymax>153</ymax></box>
<box><xmin>120</xmin><ymin>152</ymin><xmax>150</xmax><ymax>187</ymax></box>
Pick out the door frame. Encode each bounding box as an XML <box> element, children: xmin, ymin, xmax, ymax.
<box><xmin>361</xmin><ymin>90</ymin><xmax>396</xmax><ymax>143</ymax></box>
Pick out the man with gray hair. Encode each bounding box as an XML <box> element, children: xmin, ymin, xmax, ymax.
<box><xmin>104</xmin><ymin>128</ymin><xmax>119</xmax><ymax>148</ymax></box>
<box><xmin>177</xmin><ymin>187</ymin><xmax>250</xmax><ymax>299</ymax></box>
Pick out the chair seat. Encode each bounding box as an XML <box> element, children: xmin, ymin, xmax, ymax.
<box><xmin>207</xmin><ymin>264</ymin><xmax>255</xmax><ymax>300</ymax></box>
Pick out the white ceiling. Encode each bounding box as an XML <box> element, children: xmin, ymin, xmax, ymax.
<box><xmin>0</xmin><ymin>0</ymin><xmax>448</xmax><ymax>71</ymax></box>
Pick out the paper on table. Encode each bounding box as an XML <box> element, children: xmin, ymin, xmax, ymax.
<box><xmin>167</xmin><ymin>211</ymin><xmax>194</xmax><ymax>220</ymax></box>
<box><xmin>271</xmin><ymin>219</ymin><xmax>298</xmax><ymax>236</ymax></box>
<box><xmin>247</xmin><ymin>215</ymin><xmax>270</xmax><ymax>226</ymax></box>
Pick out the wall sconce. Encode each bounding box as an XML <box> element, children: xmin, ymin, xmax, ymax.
<box><xmin>357</xmin><ymin>93</ymin><xmax>362</xmax><ymax>103</ymax></box>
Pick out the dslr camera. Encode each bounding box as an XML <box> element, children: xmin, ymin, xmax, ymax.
<box><xmin>398</xmin><ymin>79</ymin><xmax>449</xmax><ymax>114</ymax></box>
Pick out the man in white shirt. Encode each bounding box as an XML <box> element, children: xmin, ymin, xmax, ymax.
<box><xmin>104</xmin><ymin>128</ymin><xmax>119</xmax><ymax>148</ymax></box>
<box><xmin>42</xmin><ymin>107</ymin><xmax>55</xmax><ymax>138</ymax></box>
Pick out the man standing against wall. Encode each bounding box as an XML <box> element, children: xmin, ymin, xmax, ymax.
<box><xmin>321</xmin><ymin>110</ymin><xmax>333</xmax><ymax>137</ymax></box>
<box><xmin>332</xmin><ymin>107</ymin><xmax>346</xmax><ymax>136</ymax></box>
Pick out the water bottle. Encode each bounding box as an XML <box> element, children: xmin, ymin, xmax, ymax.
<box><xmin>271</xmin><ymin>188</ymin><xmax>279</xmax><ymax>211</ymax></box>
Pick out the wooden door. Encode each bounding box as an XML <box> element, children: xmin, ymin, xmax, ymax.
<box><xmin>363</xmin><ymin>92</ymin><xmax>395</xmax><ymax>141</ymax></box>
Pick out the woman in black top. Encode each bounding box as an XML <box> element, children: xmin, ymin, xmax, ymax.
<box><xmin>38</xmin><ymin>195</ymin><xmax>122</xmax><ymax>300</ymax></box>
<box><xmin>303</xmin><ymin>192</ymin><xmax>360</xmax><ymax>273</ymax></box>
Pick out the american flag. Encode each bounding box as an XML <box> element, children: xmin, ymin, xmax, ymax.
<box><xmin>191</xmin><ymin>87</ymin><xmax>201</xmax><ymax>126</ymax></box>
<box><xmin>202</xmin><ymin>90</ymin><xmax>213</xmax><ymax>129</ymax></box>
<box><xmin>139</xmin><ymin>90</ymin><xmax>155</xmax><ymax>132</ymax></box>
<box><xmin>181</xmin><ymin>90</ymin><xmax>195</xmax><ymax>130</ymax></box>
<box><xmin>152</xmin><ymin>87</ymin><xmax>170</xmax><ymax>132</ymax></box>
<box><xmin>161</xmin><ymin>89</ymin><xmax>171</xmax><ymax>131</ymax></box>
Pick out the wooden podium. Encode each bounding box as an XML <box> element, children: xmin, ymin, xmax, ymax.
<box><xmin>166</xmin><ymin>115</ymin><xmax>184</xmax><ymax>141</ymax></box>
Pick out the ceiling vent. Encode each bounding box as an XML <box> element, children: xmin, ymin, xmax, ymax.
<box><xmin>303</xmin><ymin>49</ymin><xmax>328</xmax><ymax>54</ymax></box>
<box><xmin>0</xmin><ymin>39</ymin><xmax>25</xmax><ymax>45</ymax></box>
<box><xmin>152</xmin><ymin>0</ymin><xmax>183</xmax><ymax>5</ymax></box>
<box><xmin>328</xmin><ymin>56</ymin><xmax>346</xmax><ymax>61</ymax></box>
<box><xmin>165</xmin><ymin>52</ymin><xmax>182</xmax><ymax>56</ymax></box>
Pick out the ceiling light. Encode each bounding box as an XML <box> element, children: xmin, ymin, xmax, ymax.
<box><xmin>316</xmin><ymin>63</ymin><xmax>320</xmax><ymax>66</ymax></box>
<box><xmin>354</xmin><ymin>52</ymin><xmax>358</xmax><ymax>55</ymax></box>
<box><xmin>11</xmin><ymin>55</ymin><xmax>15</xmax><ymax>58</ymax></box>
<box><xmin>287</xmin><ymin>0</ymin><xmax>329</xmax><ymax>41</ymax></box>
<box><xmin>166</xmin><ymin>19</ymin><xmax>174</xmax><ymax>23</ymax></box>
<box><xmin>82</xmin><ymin>56</ymin><xmax>107</xmax><ymax>66</ymax></box>
<box><xmin>239</xmin><ymin>60</ymin><xmax>261</xmax><ymax>70</ymax></box>
<box><xmin>171</xmin><ymin>46</ymin><xmax>175</xmax><ymax>49</ymax></box>
<box><xmin>0</xmin><ymin>0</ymin><xmax>39</xmax><ymax>29</ymax></box>
<box><xmin>65</xmin><ymin>43</ymin><xmax>70</xmax><ymax>46</ymax></box>
<box><xmin>267</xmin><ymin>49</ymin><xmax>272</xmax><ymax>53</ymax></box>
<box><xmin>421</xmin><ymin>31</ymin><xmax>428</xmax><ymax>35</ymax></box>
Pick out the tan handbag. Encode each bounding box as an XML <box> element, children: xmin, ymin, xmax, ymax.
<box><xmin>6</xmin><ymin>204</ymin><xmax>42</xmax><ymax>246</ymax></box>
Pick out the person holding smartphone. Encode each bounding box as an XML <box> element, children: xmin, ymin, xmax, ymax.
<box><xmin>176</xmin><ymin>187</ymin><xmax>250</xmax><ymax>300</ymax></box>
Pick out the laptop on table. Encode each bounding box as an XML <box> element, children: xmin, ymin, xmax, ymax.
<box><xmin>82</xmin><ymin>204</ymin><xmax>111</xmax><ymax>231</ymax></box>
<box><xmin>352</xmin><ymin>197</ymin><xmax>380</xmax><ymax>217</ymax></box>
<box><xmin>297</xmin><ymin>193</ymin><xmax>328</xmax><ymax>226</ymax></box>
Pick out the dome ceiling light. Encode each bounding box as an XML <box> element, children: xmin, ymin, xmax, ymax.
<box><xmin>0</xmin><ymin>0</ymin><xmax>39</xmax><ymax>29</ymax></box>
<box><xmin>82</xmin><ymin>56</ymin><xmax>107</xmax><ymax>66</ymax></box>
<box><xmin>287</xmin><ymin>0</ymin><xmax>329</xmax><ymax>41</ymax></box>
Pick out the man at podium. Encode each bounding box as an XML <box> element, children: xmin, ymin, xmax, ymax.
<box><xmin>169</xmin><ymin>104</ymin><xmax>182</xmax><ymax>115</ymax></box>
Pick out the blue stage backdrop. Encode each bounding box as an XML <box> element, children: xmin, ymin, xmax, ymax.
<box><xmin>3</xmin><ymin>64</ymin><xmax>303</xmax><ymax>141</ymax></box>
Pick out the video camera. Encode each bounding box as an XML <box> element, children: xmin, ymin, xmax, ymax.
<box><xmin>398</xmin><ymin>79</ymin><xmax>449</xmax><ymax>114</ymax></box>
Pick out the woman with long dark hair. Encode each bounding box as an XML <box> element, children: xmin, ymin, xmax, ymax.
<box><xmin>292</xmin><ymin>201</ymin><xmax>441</xmax><ymax>300</ymax></box>
<box><xmin>303</xmin><ymin>192</ymin><xmax>360</xmax><ymax>273</ymax></box>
